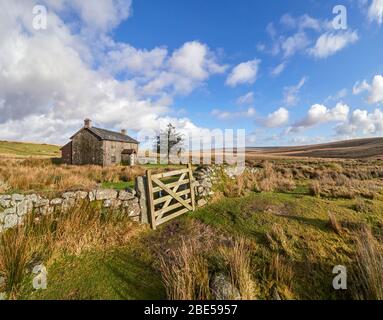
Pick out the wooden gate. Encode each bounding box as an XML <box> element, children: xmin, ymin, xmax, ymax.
<box><xmin>146</xmin><ymin>164</ymin><xmax>195</xmax><ymax>229</ymax></box>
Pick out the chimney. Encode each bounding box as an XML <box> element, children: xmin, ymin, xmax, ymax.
<box><xmin>84</xmin><ymin>119</ymin><xmax>92</xmax><ymax>128</ymax></box>
<box><xmin>121</xmin><ymin>129</ymin><xmax>127</xmax><ymax>135</ymax></box>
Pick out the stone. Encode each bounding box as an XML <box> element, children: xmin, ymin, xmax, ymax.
<box><xmin>273</xmin><ymin>286</ymin><xmax>281</xmax><ymax>300</ymax></box>
<box><xmin>211</xmin><ymin>274</ymin><xmax>241</xmax><ymax>300</ymax></box>
<box><xmin>88</xmin><ymin>190</ymin><xmax>96</xmax><ymax>202</ymax></box>
<box><xmin>103</xmin><ymin>199</ymin><xmax>121</xmax><ymax>208</ymax></box>
<box><xmin>12</xmin><ymin>194</ymin><xmax>24</xmax><ymax>202</ymax></box>
<box><xmin>35</xmin><ymin>198</ymin><xmax>49</xmax><ymax>207</ymax></box>
<box><xmin>95</xmin><ymin>189</ymin><xmax>117</xmax><ymax>201</ymax></box>
<box><xmin>197</xmin><ymin>199</ymin><xmax>207</xmax><ymax>207</ymax></box>
<box><xmin>0</xmin><ymin>199</ymin><xmax>11</xmax><ymax>208</ymax></box>
<box><xmin>3</xmin><ymin>207</ymin><xmax>16</xmax><ymax>215</ymax></box>
<box><xmin>0</xmin><ymin>211</ymin><xmax>5</xmax><ymax>223</ymax></box>
<box><xmin>74</xmin><ymin>191</ymin><xmax>88</xmax><ymax>199</ymax></box>
<box><xmin>3</xmin><ymin>214</ymin><xmax>19</xmax><ymax>229</ymax></box>
<box><xmin>50</xmin><ymin>198</ymin><xmax>63</xmax><ymax>205</ymax></box>
<box><xmin>16</xmin><ymin>200</ymin><xmax>32</xmax><ymax>216</ymax></box>
<box><xmin>118</xmin><ymin>189</ymin><xmax>136</xmax><ymax>200</ymax></box>
<box><xmin>123</xmin><ymin>201</ymin><xmax>140</xmax><ymax>217</ymax></box>
<box><xmin>197</xmin><ymin>186</ymin><xmax>204</xmax><ymax>194</ymax></box>
<box><xmin>25</xmin><ymin>194</ymin><xmax>39</xmax><ymax>203</ymax></box>
<box><xmin>62</xmin><ymin>192</ymin><xmax>75</xmax><ymax>199</ymax></box>
<box><xmin>0</xmin><ymin>195</ymin><xmax>11</xmax><ymax>201</ymax></box>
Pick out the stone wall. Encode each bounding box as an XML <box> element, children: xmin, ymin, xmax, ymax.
<box><xmin>0</xmin><ymin>188</ymin><xmax>141</xmax><ymax>233</ymax></box>
<box><xmin>0</xmin><ymin>166</ymin><xmax>247</xmax><ymax>232</ymax></box>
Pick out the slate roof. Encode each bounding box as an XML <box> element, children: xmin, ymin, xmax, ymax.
<box><xmin>71</xmin><ymin>127</ymin><xmax>139</xmax><ymax>144</ymax></box>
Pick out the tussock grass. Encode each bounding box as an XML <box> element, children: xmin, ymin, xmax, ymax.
<box><xmin>0</xmin><ymin>158</ymin><xmax>146</xmax><ymax>193</ymax></box>
<box><xmin>327</xmin><ymin>212</ymin><xmax>343</xmax><ymax>235</ymax></box>
<box><xmin>352</xmin><ymin>226</ymin><xmax>383</xmax><ymax>300</ymax></box>
<box><xmin>0</xmin><ymin>227</ymin><xmax>30</xmax><ymax>294</ymax></box>
<box><xmin>159</xmin><ymin>239</ymin><xmax>210</xmax><ymax>300</ymax></box>
<box><xmin>266</xmin><ymin>253</ymin><xmax>294</xmax><ymax>299</ymax></box>
<box><xmin>219</xmin><ymin>238</ymin><xmax>256</xmax><ymax>300</ymax></box>
<box><xmin>266</xmin><ymin>224</ymin><xmax>292</xmax><ymax>256</ymax></box>
<box><xmin>0</xmin><ymin>201</ymin><xmax>142</xmax><ymax>297</ymax></box>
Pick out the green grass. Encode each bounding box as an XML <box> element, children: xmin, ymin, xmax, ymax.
<box><xmin>0</xmin><ymin>140</ymin><xmax>60</xmax><ymax>158</ymax></box>
<box><xmin>101</xmin><ymin>181</ymin><xmax>135</xmax><ymax>190</ymax></box>
<box><xmin>189</xmin><ymin>192</ymin><xmax>383</xmax><ymax>299</ymax></box>
<box><xmin>14</xmin><ymin>187</ymin><xmax>383</xmax><ymax>300</ymax></box>
<box><xmin>19</xmin><ymin>248</ymin><xmax>166</xmax><ymax>300</ymax></box>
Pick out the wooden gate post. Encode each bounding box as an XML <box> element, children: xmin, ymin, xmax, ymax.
<box><xmin>146</xmin><ymin>170</ymin><xmax>156</xmax><ymax>230</ymax></box>
<box><xmin>188</xmin><ymin>163</ymin><xmax>196</xmax><ymax>212</ymax></box>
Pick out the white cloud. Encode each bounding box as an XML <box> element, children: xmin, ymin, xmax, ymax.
<box><xmin>169</xmin><ymin>41</ymin><xmax>227</xmax><ymax>80</ymax></box>
<box><xmin>308</xmin><ymin>31</ymin><xmax>359</xmax><ymax>59</ymax></box>
<box><xmin>69</xmin><ymin>0</ymin><xmax>132</xmax><ymax>32</ymax></box>
<box><xmin>291</xmin><ymin>103</ymin><xmax>350</xmax><ymax>131</ymax></box>
<box><xmin>211</xmin><ymin>107</ymin><xmax>256</xmax><ymax>120</ymax></box>
<box><xmin>335</xmin><ymin>108</ymin><xmax>383</xmax><ymax>135</ymax></box>
<box><xmin>271</xmin><ymin>62</ymin><xmax>286</xmax><ymax>77</ymax></box>
<box><xmin>368</xmin><ymin>75</ymin><xmax>383</xmax><ymax>104</ymax></box>
<box><xmin>352</xmin><ymin>75</ymin><xmax>383</xmax><ymax>104</ymax></box>
<box><xmin>103</xmin><ymin>44</ymin><xmax>168</xmax><ymax>77</ymax></box>
<box><xmin>368</xmin><ymin>0</ymin><xmax>383</xmax><ymax>25</ymax></box>
<box><xmin>263</xmin><ymin>107</ymin><xmax>289</xmax><ymax>128</ymax></box>
<box><xmin>283</xmin><ymin>77</ymin><xmax>307</xmax><ymax>106</ymax></box>
<box><xmin>353</xmin><ymin>80</ymin><xmax>371</xmax><ymax>95</ymax></box>
<box><xmin>298</xmin><ymin>14</ymin><xmax>322</xmax><ymax>31</ymax></box>
<box><xmin>0</xmin><ymin>1</ymin><xmax>218</xmax><ymax>143</ymax></box>
<box><xmin>226</xmin><ymin>59</ymin><xmax>261</xmax><ymax>87</ymax></box>
<box><xmin>236</xmin><ymin>92</ymin><xmax>254</xmax><ymax>105</ymax></box>
<box><xmin>281</xmin><ymin>32</ymin><xmax>310</xmax><ymax>57</ymax></box>
<box><xmin>280</xmin><ymin>14</ymin><xmax>296</xmax><ymax>28</ymax></box>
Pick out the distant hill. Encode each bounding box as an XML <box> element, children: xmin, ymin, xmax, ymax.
<box><xmin>247</xmin><ymin>137</ymin><xmax>383</xmax><ymax>159</ymax></box>
<box><xmin>0</xmin><ymin>140</ymin><xmax>60</xmax><ymax>158</ymax></box>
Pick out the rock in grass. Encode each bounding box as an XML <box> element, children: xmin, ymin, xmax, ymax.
<box><xmin>211</xmin><ymin>273</ymin><xmax>241</xmax><ymax>300</ymax></box>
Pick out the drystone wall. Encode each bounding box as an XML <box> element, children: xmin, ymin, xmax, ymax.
<box><xmin>0</xmin><ymin>166</ymin><xmax>245</xmax><ymax>232</ymax></box>
<box><xmin>0</xmin><ymin>188</ymin><xmax>141</xmax><ymax>232</ymax></box>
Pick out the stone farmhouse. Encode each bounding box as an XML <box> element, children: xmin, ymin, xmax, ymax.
<box><xmin>61</xmin><ymin>119</ymin><xmax>139</xmax><ymax>166</ymax></box>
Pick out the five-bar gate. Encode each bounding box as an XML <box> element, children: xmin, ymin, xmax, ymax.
<box><xmin>146</xmin><ymin>164</ymin><xmax>195</xmax><ymax>229</ymax></box>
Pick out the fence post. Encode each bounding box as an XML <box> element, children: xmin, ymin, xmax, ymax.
<box><xmin>188</xmin><ymin>163</ymin><xmax>196</xmax><ymax>212</ymax></box>
<box><xmin>135</xmin><ymin>176</ymin><xmax>148</xmax><ymax>224</ymax></box>
<box><xmin>146</xmin><ymin>170</ymin><xmax>156</xmax><ymax>230</ymax></box>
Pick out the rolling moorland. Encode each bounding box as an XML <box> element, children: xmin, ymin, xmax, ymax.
<box><xmin>0</xmin><ymin>138</ymin><xmax>383</xmax><ymax>300</ymax></box>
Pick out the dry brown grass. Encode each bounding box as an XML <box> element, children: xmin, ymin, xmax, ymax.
<box><xmin>327</xmin><ymin>211</ymin><xmax>343</xmax><ymax>235</ymax></box>
<box><xmin>0</xmin><ymin>201</ymin><xmax>142</xmax><ymax>296</ymax></box>
<box><xmin>352</xmin><ymin>226</ymin><xmax>383</xmax><ymax>300</ymax></box>
<box><xmin>309</xmin><ymin>172</ymin><xmax>380</xmax><ymax>199</ymax></box>
<box><xmin>266</xmin><ymin>253</ymin><xmax>294</xmax><ymax>299</ymax></box>
<box><xmin>0</xmin><ymin>158</ymin><xmax>145</xmax><ymax>193</ymax></box>
<box><xmin>219</xmin><ymin>238</ymin><xmax>256</xmax><ymax>300</ymax></box>
<box><xmin>0</xmin><ymin>227</ymin><xmax>30</xmax><ymax>294</ymax></box>
<box><xmin>159</xmin><ymin>239</ymin><xmax>210</xmax><ymax>300</ymax></box>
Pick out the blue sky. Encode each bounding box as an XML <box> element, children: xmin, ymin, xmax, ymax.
<box><xmin>0</xmin><ymin>0</ymin><xmax>383</xmax><ymax>146</ymax></box>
